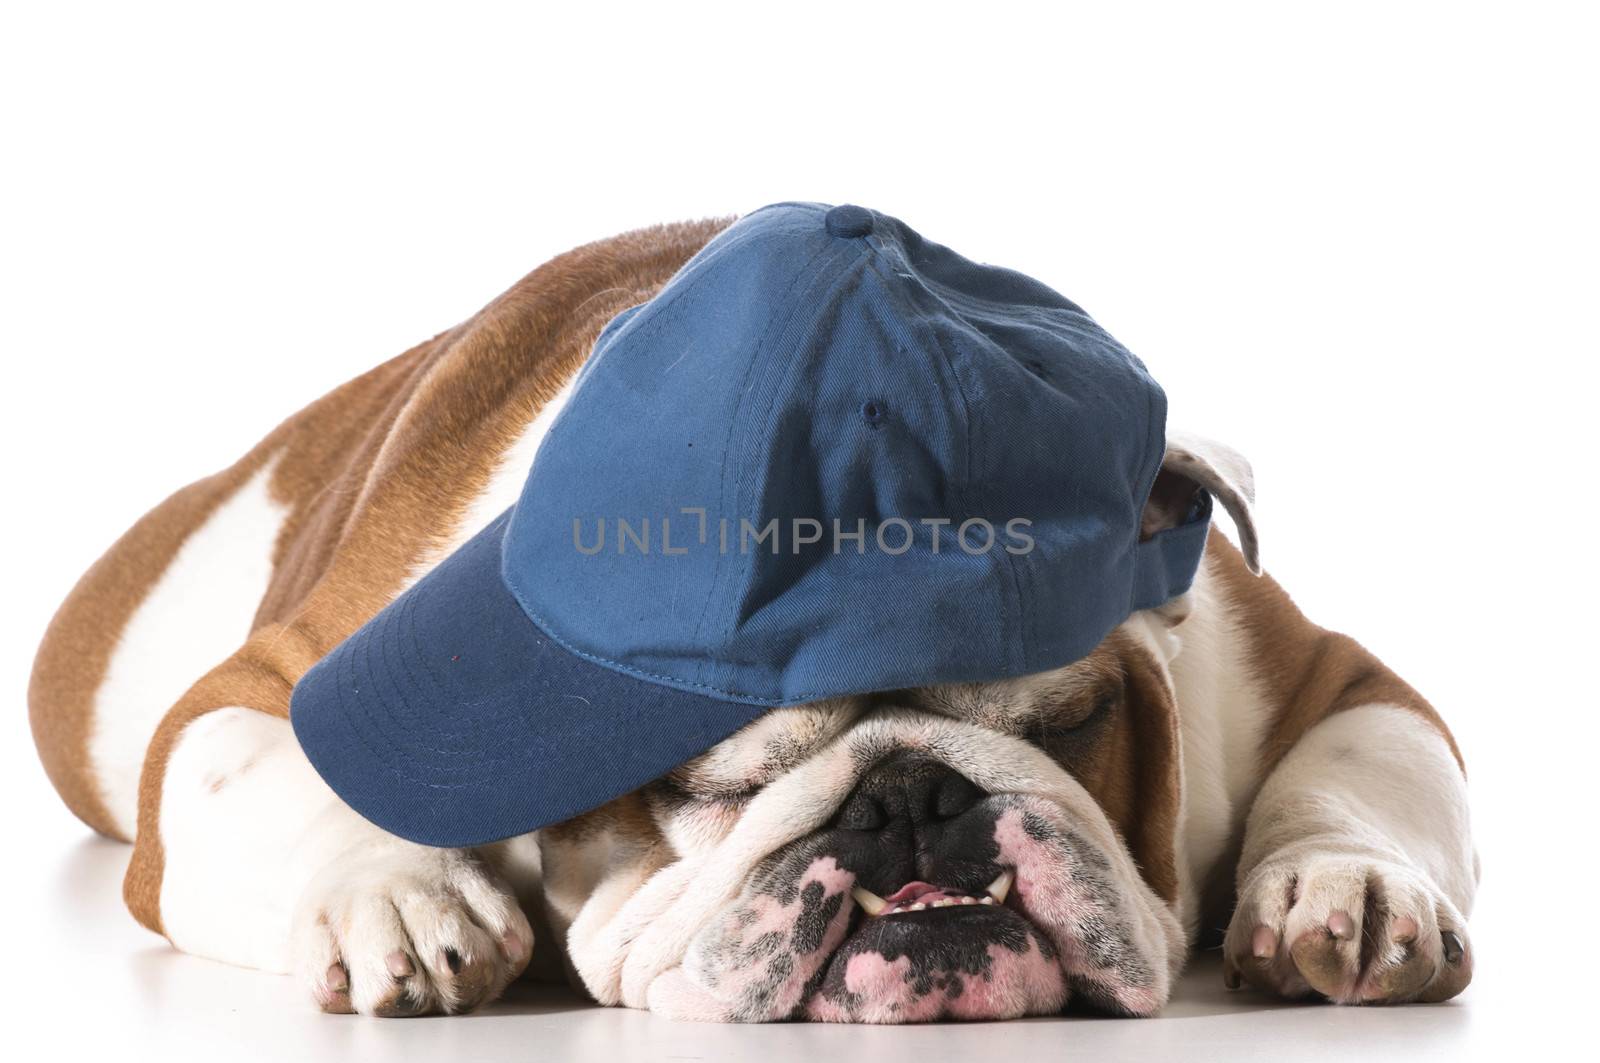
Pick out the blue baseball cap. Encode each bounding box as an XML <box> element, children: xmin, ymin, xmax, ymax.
<box><xmin>290</xmin><ymin>202</ymin><xmax>1212</xmax><ymax>847</ymax></box>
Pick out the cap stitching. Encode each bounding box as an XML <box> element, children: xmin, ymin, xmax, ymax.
<box><xmin>509</xmin><ymin>578</ymin><xmax>831</xmax><ymax>705</ymax></box>
<box><xmin>328</xmin><ymin>608</ymin><xmax>484</xmax><ymax>789</ymax></box>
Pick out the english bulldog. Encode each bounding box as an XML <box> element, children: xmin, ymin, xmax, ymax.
<box><xmin>29</xmin><ymin>216</ymin><xmax>1475</xmax><ymax>1021</ymax></box>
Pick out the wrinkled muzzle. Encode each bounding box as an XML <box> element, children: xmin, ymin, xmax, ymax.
<box><xmin>565</xmin><ymin>713</ymin><xmax>1184</xmax><ymax>1023</ymax></box>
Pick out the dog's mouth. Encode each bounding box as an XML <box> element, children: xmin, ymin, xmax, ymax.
<box><xmin>806</xmin><ymin>867</ymin><xmax>1066</xmax><ymax>1022</ymax></box>
<box><xmin>849</xmin><ymin>870</ymin><xmax>1013</xmax><ymax>916</ymax></box>
<box><xmin>651</xmin><ymin>796</ymin><xmax>1167</xmax><ymax>1024</ymax></box>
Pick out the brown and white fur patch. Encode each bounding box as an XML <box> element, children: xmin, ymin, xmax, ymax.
<box><xmin>28</xmin><ymin>216</ymin><xmax>1476</xmax><ymax>1020</ymax></box>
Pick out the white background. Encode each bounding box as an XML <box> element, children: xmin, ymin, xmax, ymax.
<box><xmin>2</xmin><ymin>3</ymin><xmax>1595</xmax><ymax>1060</ymax></box>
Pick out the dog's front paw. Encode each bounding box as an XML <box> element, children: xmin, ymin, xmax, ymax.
<box><xmin>1223</xmin><ymin>851</ymin><xmax>1471</xmax><ymax>1004</ymax></box>
<box><xmin>291</xmin><ymin>842</ymin><xmax>532</xmax><ymax>1016</ymax></box>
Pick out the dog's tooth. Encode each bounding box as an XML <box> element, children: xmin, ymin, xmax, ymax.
<box><xmin>960</xmin><ymin>896</ymin><xmax>977</xmax><ymax>905</ymax></box>
<box><xmin>933</xmin><ymin>898</ymin><xmax>953</xmax><ymax>908</ymax></box>
<box><xmin>851</xmin><ymin>886</ymin><xmax>888</xmax><ymax>916</ymax></box>
<box><xmin>910</xmin><ymin>901</ymin><xmax>927</xmax><ymax>911</ymax></box>
<box><xmin>979</xmin><ymin>895</ymin><xmax>996</xmax><ymax>905</ymax></box>
<box><xmin>985</xmin><ymin>869</ymin><xmax>1014</xmax><ymax>904</ymax></box>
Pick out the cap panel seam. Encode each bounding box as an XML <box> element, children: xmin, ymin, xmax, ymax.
<box><xmin>521</xmin><ymin>221</ymin><xmax>781</xmax><ymax>489</ymax></box>
<box><xmin>860</xmin><ymin>235</ymin><xmax>1028</xmax><ymax>676</ymax></box>
<box><xmin>683</xmin><ymin>237</ymin><xmax>846</xmax><ymax>667</ymax></box>
<box><xmin>703</xmin><ymin>239</ymin><xmax>872</xmax><ymax>669</ymax></box>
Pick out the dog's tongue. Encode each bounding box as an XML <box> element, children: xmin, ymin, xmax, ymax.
<box><xmin>882</xmin><ymin>881</ymin><xmax>964</xmax><ymax>905</ymax></box>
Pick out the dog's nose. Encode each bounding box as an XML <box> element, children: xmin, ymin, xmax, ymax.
<box><xmin>834</xmin><ymin>751</ymin><xmax>986</xmax><ymax>831</ymax></box>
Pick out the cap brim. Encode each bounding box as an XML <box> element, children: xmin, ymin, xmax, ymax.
<box><xmin>290</xmin><ymin>509</ymin><xmax>767</xmax><ymax>847</ymax></box>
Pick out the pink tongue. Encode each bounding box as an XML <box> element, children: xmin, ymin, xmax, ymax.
<box><xmin>882</xmin><ymin>881</ymin><xmax>971</xmax><ymax>905</ymax></box>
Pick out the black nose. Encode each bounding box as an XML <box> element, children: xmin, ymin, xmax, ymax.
<box><xmin>834</xmin><ymin>751</ymin><xmax>986</xmax><ymax>832</ymax></box>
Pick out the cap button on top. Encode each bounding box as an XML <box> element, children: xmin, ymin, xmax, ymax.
<box><xmin>824</xmin><ymin>204</ymin><xmax>874</xmax><ymax>239</ymax></box>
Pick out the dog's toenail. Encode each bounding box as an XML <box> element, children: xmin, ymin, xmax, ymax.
<box><xmin>1392</xmin><ymin>915</ymin><xmax>1419</xmax><ymax>943</ymax></box>
<box><xmin>442</xmin><ymin>947</ymin><xmax>463</xmax><ymax>974</ymax></box>
<box><xmin>325</xmin><ymin>963</ymin><xmax>349</xmax><ymax>992</ymax></box>
<box><xmin>1327</xmin><ymin>910</ymin><xmax>1356</xmax><ymax>940</ymax></box>
<box><xmin>500</xmin><ymin>931</ymin><xmax>525</xmax><ymax>962</ymax></box>
<box><xmin>386</xmin><ymin>950</ymin><xmax>415</xmax><ymax>978</ymax></box>
<box><xmin>1251</xmin><ymin>925</ymin><xmax>1277</xmax><ymax>960</ymax></box>
<box><xmin>1441</xmin><ymin>930</ymin><xmax>1464</xmax><ymax>965</ymax></box>
<box><xmin>1224</xmin><ymin>963</ymin><xmax>1241</xmax><ymax>990</ymax></box>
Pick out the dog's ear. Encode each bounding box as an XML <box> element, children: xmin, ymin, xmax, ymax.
<box><xmin>1140</xmin><ymin>430</ymin><xmax>1260</xmax><ymax>575</ymax></box>
<box><xmin>1086</xmin><ymin>630</ymin><xmax>1185</xmax><ymax>906</ymax></box>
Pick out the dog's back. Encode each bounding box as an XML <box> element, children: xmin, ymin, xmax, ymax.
<box><xmin>28</xmin><ymin>217</ymin><xmax>731</xmax><ymax>928</ymax></box>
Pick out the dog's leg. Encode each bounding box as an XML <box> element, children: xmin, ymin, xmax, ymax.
<box><xmin>141</xmin><ymin>694</ymin><xmax>536</xmax><ymax>1015</ymax></box>
<box><xmin>1223</xmin><ymin>704</ymin><xmax>1475</xmax><ymax>1003</ymax></box>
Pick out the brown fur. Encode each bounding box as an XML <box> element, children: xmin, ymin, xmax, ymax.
<box><xmin>28</xmin><ymin>454</ymin><xmax>271</xmax><ymax>839</ymax></box>
<box><xmin>1205</xmin><ymin>527</ymin><xmax>1463</xmax><ymax>772</ymax></box>
<box><xmin>29</xmin><ymin>218</ymin><xmax>734</xmax><ymax>934</ymax></box>
<box><xmin>1083</xmin><ymin>633</ymin><xmax>1185</xmax><ymax>904</ymax></box>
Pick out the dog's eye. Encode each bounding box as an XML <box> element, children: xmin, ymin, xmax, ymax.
<box><xmin>699</xmin><ymin>784</ymin><xmax>760</xmax><ymax>805</ymax></box>
<box><xmin>675</xmin><ymin>776</ymin><xmax>765</xmax><ymax>805</ymax></box>
<box><xmin>1026</xmin><ymin>690</ymin><xmax>1117</xmax><ymax>745</ymax></box>
<box><xmin>651</xmin><ymin>776</ymin><xmax>760</xmax><ymax>809</ymax></box>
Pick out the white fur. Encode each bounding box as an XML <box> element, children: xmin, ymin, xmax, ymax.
<box><xmin>1238</xmin><ymin>704</ymin><xmax>1475</xmax><ymax>911</ymax></box>
<box><xmin>1223</xmin><ymin>704</ymin><xmax>1476</xmax><ymax>1002</ymax></box>
<box><xmin>1161</xmin><ymin>557</ymin><xmax>1275</xmax><ymax>939</ymax></box>
<box><xmin>158</xmin><ymin>705</ymin><xmax>534</xmax><ymax>1013</ymax></box>
<box><xmin>91</xmin><ymin>459</ymin><xmax>289</xmax><ymax>837</ymax></box>
<box><xmin>289</xmin><ymin>823</ymin><xmax>532</xmax><ymax>1014</ymax></box>
<box><xmin>159</xmin><ymin>707</ymin><xmax>358</xmax><ymax>970</ymax></box>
